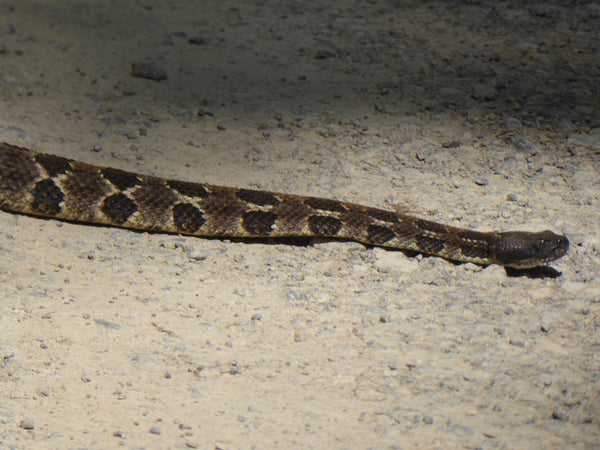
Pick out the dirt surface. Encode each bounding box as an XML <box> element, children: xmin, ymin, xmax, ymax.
<box><xmin>0</xmin><ymin>1</ymin><xmax>599</xmax><ymax>448</ymax></box>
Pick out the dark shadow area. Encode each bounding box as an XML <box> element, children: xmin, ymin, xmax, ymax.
<box><xmin>505</xmin><ymin>265</ymin><xmax>563</xmax><ymax>279</ymax></box>
<box><xmin>2</xmin><ymin>0</ymin><xmax>598</xmax><ymax>131</ymax></box>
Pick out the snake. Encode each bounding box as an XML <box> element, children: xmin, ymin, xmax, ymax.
<box><xmin>0</xmin><ymin>142</ymin><xmax>569</xmax><ymax>268</ymax></box>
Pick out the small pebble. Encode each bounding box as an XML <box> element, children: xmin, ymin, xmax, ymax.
<box><xmin>313</xmin><ymin>49</ymin><xmax>335</xmax><ymax>59</ymax></box>
<box><xmin>94</xmin><ymin>318</ymin><xmax>121</xmax><ymax>330</ymax></box>
<box><xmin>149</xmin><ymin>426</ymin><xmax>162</xmax><ymax>435</ymax></box>
<box><xmin>131</xmin><ymin>62</ymin><xmax>167</xmax><ymax>81</ymax></box>
<box><xmin>197</xmin><ymin>108</ymin><xmax>214</xmax><ymax>117</ymax></box>
<box><xmin>509</xmin><ymin>337</ymin><xmax>525</xmax><ymax>347</ymax></box>
<box><xmin>188</xmin><ymin>36</ymin><xmax>206</xmax><ymax>45</ymax></box>
<box><xmin>552</xmin><ymin>410</ymin><xmax>568</xmax><ymax>421</ymax></box>
<box><xmin>186</xmin><ymin>249</ymin><xmax>208</xmax><ymax>261</ymax></box>
<box><xmin>19</xmin><ymin>418</ymin><xmax>34</xmax><ymax>430</ymax></box>
<box><xmin>423</xmin><ymin>415</ymin><xmax>434</xmax><ymax>424</ymax></box>
<box><xmin>539</xmin><ymin>374</ymin><xmax>553</xmax><ymax>387</ymax></box>
<box><xmin>471</xmin><ymin>82</ymin><xmax>497</xmax><ymax>101</ymax></box>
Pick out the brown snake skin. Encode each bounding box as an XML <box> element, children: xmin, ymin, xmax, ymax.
<box><xmin>0</xmin><ymin>142</ymin><xmax>568</xmax><ymax>268</ymax></box>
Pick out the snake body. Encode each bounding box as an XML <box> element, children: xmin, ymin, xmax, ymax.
<box><xmin>0</xmin><ymin>143</ymin><xmax>568</xmax><ymax>268</ymax></box>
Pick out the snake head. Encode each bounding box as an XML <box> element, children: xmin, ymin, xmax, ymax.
<box><xmin>489</xmin><ymin>230</ymin><xmax>569</xmax><ymax>269</ymax></box>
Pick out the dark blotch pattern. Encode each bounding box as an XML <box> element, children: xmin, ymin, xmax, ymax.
<box><xmin>242</xmin><ymin>211</ymin><xmax>277</xmax><ymax>235</ymax></box>
<box><xmin>367</xmin><ymin>225</ymin><xmax>396</xmax><ymax>244</ymax></box>
<box><xmin>130</xmin><ymin>182</ymin><xmax>179</xmax><ymax>221</ymax></box>
<box><xmin>458</xmin><ymin>240</ymin><xmax>489</xmax><ymax>260</ymax></box>
<box><xmin>418</xmin><ymin>220</ymin><xmax>449</xmax><ymax>235</ymax></box>
<box><xmin>0</xmin><ymin>144</ymin><xmax>40</xmax><ymax>192</ymax></box>
<box><xmin>168</xmin><ymin>180</ymin><xmax>208</xmax><ymax>198</ymax></box>
<box><xmin>237</xmin><ymin>189</ymin><xmax>280</xmax><ymax>206</ymax></box>
<box><xmin>304</xmin><ymin>197</ymin><xmax>348</xmax><ymax>213</ymax></box>
<box><xmin>173</xmin><ymin>202</ymin><xmax>205</xmax><ymax>233</ymax></box>
<box><xmin>60</xmin><ymin>169</ymin><xmax>112</xmax><ymax>220</ymax></box>
<box><xmin>367</xmin><ymin>208</ymin><xmax>400</xmax><ymax>223</ymax></box>
<box><xmin>101</xmin><ymin>193</ymin><xmax>138</xmax><ymax>224</ymax></box>
<box><xmin>308</xmin><ymin>215</ymin><xmax>343</xmax><ymax>236</ymax></box>
<box><xmin>34</xmin><ymin>153</ymin><xmax>72</xmax><ymax>177</ymax></box>
<box><xmin>416</xmin><ymin>235</ymin><xmax>445</xmax><ymax>254</ymax></box>
<box><xmin>101</xmin><ymin>167</ymin><xmax>140</xmax><ymax>191</ymax></box>
<box><xmin>32</xmin><ymin>179</ymin><xmax>64</xmax><ymax>215</ymax></box>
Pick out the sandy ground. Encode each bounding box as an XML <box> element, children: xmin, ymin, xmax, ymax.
<box><xmin>0</xmin><ymin>1</ymin><xmax>599</xmax><ymax>448</ymax></box>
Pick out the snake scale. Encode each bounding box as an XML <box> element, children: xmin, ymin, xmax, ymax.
<box><xmin>0</xmin><ymin>142</ymin><xmax>568</xmax><ymax>268</ymax></box>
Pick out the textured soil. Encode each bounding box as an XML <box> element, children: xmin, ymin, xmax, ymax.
<box><xmin>0</xmin><ymin>1</ymin><xmax>599</xmax><ymax>448</ymax></box>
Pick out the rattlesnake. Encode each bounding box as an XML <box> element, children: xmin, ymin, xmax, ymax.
<box><xmin>0</xmin><ymin>142</ymin><xmax>568</xmax><ymax>268</ymax></box>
